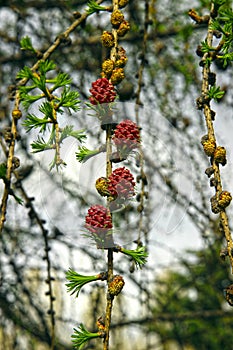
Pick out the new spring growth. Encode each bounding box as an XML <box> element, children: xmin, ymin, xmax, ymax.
<box><xmin>66</xmin><ymin>269</ymin><xmax>107</xmax><ymax>297</ymax></box>
<box><xmin>116</xmin><ymin>245</ymin><xmax>148</xmax><ymax>269</ymax></box>
<box><xmin>76</xmin><ymin>145</ymin><xmax>106</xmax><ymax>163</ymax></box>
<box><xmin>72</xmin><ymin>323</ymin><xmax>103</xmax><ymax>350</ymax></box>
<box><xmin>86</xmin><ymin>0</ymin><xmax>107</xmax><ymax>15</ymax></box>
<box><xmin>17</xmin><ymin>59</ymin><xmax>85</xmax><ymax>169</ymax></box>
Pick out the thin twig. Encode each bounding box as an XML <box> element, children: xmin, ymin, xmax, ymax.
<box><xmin>103</xmin><ymin>121</ymin><xmax>114</xmax><ymax>350</ymax></box>
<box><xmin>0</xmin><ymin>91</ymin><xmax>20</xmax><ymax>232</ymax></box>
<box><xmin>103</xmin><ymin>1</ymin><xmax>119</xmax><ymax>348</ymax></box>
<box><xmin>200</xmin><ymin>3</ymin><xmax>233</xmax><ymax>272</ymax></box>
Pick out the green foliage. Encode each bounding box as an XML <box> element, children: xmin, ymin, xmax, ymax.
<box><xmin>209</xmin><ymin>18</ymin><xmax>224</xmax><ymax>32</ymax></box>
<box><xmin>19</xmin><ymin>92</ymin><xmax>43</xmax><ymax>111</ymax></box>
<box><xmin>17</xmin><ymin>61</ymin><xmax>78</xmax><ymax>111</ymax></box>
<box><xmin>71</xmin><ymin>324</ymin><xmax>102</xmax><ymax>349</ymax></box>
<box><xmin>17</xmin><ymin>59</ymin><xmax>85</xmax><ymax>169</ymax></box>
<box><xmin>39</xmin><ymin>102</ymin><xmax>54</xmax><ymax>120</ymax></box>
<box><xmin>17</xmin><ymin>65</ymin><xmax>35</xmax><ymax>80</ymax></box>
<box><xmin>203</xmin><ymin>56</ymin><xmax>213</xmax><ymax>67</ymax></box>
<box><xmin>66</xmin><ymin>269</ymin><xmax>105</xmax><ymax>297</ymax></box>
<box><xmin>213</xmin><ymin>0</ymin><xmax>227</xmax><ymax>6</ymax></box>
<box><xmin>49</xmin><ymin>72</ymin><xmax>72</xmax><ymax>91</ymax></box>
<box><xmin>86</xmin><ymin>0</ymin><xmax>107</xmax><ymax>15</ymax></box>
<box><xmin>76</xmin><ymin>146</ymin><xmax>101</xmax><ymax>163</ymax></box>
<box><xmin>219</xmin><ymin>7</ymin><xmax>233</xmax><ymax>22</ymax></box>
<box><xmin>59</xmin><ymin>126</ymin><xmax>86</xmax><ymax>143</ymax></box>
<box><xmin>210</xmin><ymin>6</ymin><xmax>233</xmax><ymax>53</ymax></box>
<box><xmin>218</xmin><ymin>52</ymin><xmax>233</xmax><ymax>67</ymax></box>
<box><xmin>58</xmin><ymin>87</ymin><xmax>81</xmax><ymax>112</ymax></box>
<box><xmin>38</xmin><ymin>60</ymin><xmax>56</xmax><ymax>74</ymax></box>
<box><xmin>31</xmin><ymin>136</ymin><xmax>54</xmax><ymax>153</ymax></box>
<box><xmin>120</xmin><ymin>246</ymin><xmax>148</xmax><ymax>269</ymax></box>
<box><xmin>208</xmin><ymin>85</ymin><xmax>225</xmax><ymax>101</ymax></box>
<box><xmin>20</xmin><ymin>36</ymin><xmax>36</xmax><ymax>53</ymax></box>
<box><xmin>22</xmin><ymin>114</ymin><xmax>50</xmax><ymax>132</ymax></box>
<box><xmin>199</xmin><ymin>5</ymin><xmax>233</xmax><ymax>71</ymax></box>
<box><xmin>200</xmin><ymin>40</ymin><xmax>215</xmax><ymax>53</ymax></box>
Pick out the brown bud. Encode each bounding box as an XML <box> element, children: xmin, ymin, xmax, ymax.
<box><xmin>95</xmin><ymin>177</ymin><xmax>110</xmax><ymax>197</ymax></box>
<box><xmin>115</xmin><ymin>56</ymin><xmax>128</xmax><ymax>68</ymax></box>
<box><xmin>12</xmin><ymin>157</ymin><xmax>20</xmax><ymax>169</ymax></box>
<box><xmin>208</xmin><ymin>72</ymin><xmax>216</xmax><ymax>86</ymax></box>
<box><xmin>218</xmin><ymin>191</ymin><xmax>232</xmax><ymax>209</ymax></box>
<box><xmin>210</xmin><ymin>110</ymin><xmax>216</xmax><ymax>121</ymax></box>
<box><xmin>210</xmin><ymin>177</ymin><xmax>217</xmax><ymax>187</ymax></box>
<box><xmin>137</xmin><ymin>204</ymin><xmax>144</xmax><ymax>213</ymax></box>
<box><xmin>210</xmin><ymin>195</ymin><xmax>221</xmax><ymax>214</ymax></box>
<box><xmin>213</xmin><ymin>30</ymin><xmax>222</xmax><ymax>38</ymax></box>
<box><xmin>73</xmin><ymin>11</ymin><xmax>81</xmax><ymax>19</ymax></box>
<box><xmin>101</xmin><ymin>31</ymin><xmax>114</xmax><ymax>48</ymax></box>
<box><xmin>205</xmin><ymin>166</ymin><xmax>214</xmax><ymax>178</ymax></box>
<box><xmin>117</xmin><ymin>46</ymin><xmax>126</xmax><ymax>57</ymax></box>
<box><xmin>225</xmin><ymin>284</ymin><xmax>233</xmax><ymax>306</ymax></box>
<box><xmin>144</xmin><ymin>191</ymin><xmax>149</xmax><ymax>199</ymax></box>
<box><xmin>2</xmin><ymin>127</ymin><xmax>12</xmax><ymax>143</ymax></box>
<box><xmin>102</xmin><ymin>59</ymin><xmax>115</xmax><ymax>77</ymax></box>
<box><xmin>111</xmin><ymin>10</ymin><xmax>124</xmax><ymax>28</ymax></box>
<box><xmin>220</xmin><ymin>248</ymin><xmax>228</xmax><ymax>261</ymax></box>
<box><xmin>117</xmin><ymin>20</ymin><xmax>130</xmax><ymax>37</ymax></box>
<box><xmin>196</xmin><ymin>45</ymin><xmax>204</xmax><ymax>57</ymax></box>
<box><xmin>214</xmin><ymin>146</ymin><xmax>227</xmax><ymax>166</ymax></box>
<box><xmin>141</xmin><ymin>172</ymin><xmax>148</xmax><ymax>186</ymax></box>
<box><xmin>110</xmin><ymin>68</ymin><xmax>125</xmax><ymax>85</ymax></box>
<box><xmin>201</xmin><ymin>136</ymin><xmax>216</xmax><ymax>157</ymax></box>
<box><xmin>196</xmin><ymin>96</ymin><xmax>205</xmax><ymax>110</ymax></box>
<box><xmin>108</xmin><ymin>275</ymin><xmax>125</xmax><ymax>296</ymax></box>
<box><xmin>97</xmin><ymin>316</ymin><xmax>105</xmax><ymax>332</ymax></box>
<box><xmin>12</xmin><ymin>109</ymin><xmax>22</xmax><ymax>120</ymax></box>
